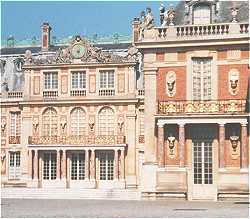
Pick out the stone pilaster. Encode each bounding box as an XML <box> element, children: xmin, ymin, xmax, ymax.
<box><xmin>33</xmin><ymin>150</ymin><xmax>38</xmax><ymax>180</ymax></box>
<box><xmin>90</xmin><ymin>150</ymin><xmax>96</xmax><ymax>180</ymax></box>
<box><xmin>38</xmin><ymin>152</ymin><xmax>42</xmax><ymax>188</ymax></box>
<box><xmin>114</xmin><ymin>149</ymin><xmax>119</xmax><ymax>179</ymax></box>
<box><xmin>56</xmin><ymin>150</ymin><xmax>61</xmax><ymax>179</ymax></box>
<box><xmin>219</xmin><ymin>123</ymin><xmax>225</xmax><ymax>169</ymax></box>
<box><xmin>61</xmin><ymin>150</ymin><xmax>66</xmax><ymax>179</ymax></box>
<box><xmin>179</xmin><ymin>123</ymin><xmax>185</xmax><ymax>168</ymax></box>
<box><xmin>66</xmin><ymin>151</ymin><xmax>70</xmax><ymax>188</ymax></box>
<box><xmin>120</xmin><ymin>149</ymin><xmax>125</xmax><ymax>180</ymax></box>
<box><xmin>28</xmin><ymin>150</ymin><xmax>33</xmax><ymax>179</ymax></box>
<box><xmin>157</xmin><ymin>124</ymin><xmax>165</xmax><ymax>167</ymax></box>
<box><xmin>85</xmin><ymin>150</ymin><xmax>89</xmax><ymax>179</ymax></box>
<box><xmin>241</xmin><ymin>123</ymin><xmax>248</xmax><ymax>169</ymax></box>
<box><xmin>126</xmin><ymin>105</ymin><xmax>137</xmax><ymax>187</ymax></box>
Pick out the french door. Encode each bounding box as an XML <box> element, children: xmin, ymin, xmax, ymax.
<box><xmin>98</xmin><ymin>151</ymin><xmax>114</xmax><ymax>181</ymax></box>
<box><xmin>71</xmin><ymin>153</ymin><xmax>85</xmax><ymax>180</ymax></box>
<box><xmin>192</xmin><ymin>139</ymin><xmax>215</xmax><ymax>200</ymax></box>
<box><xmin>9</xmin><ymin>152</ymin><xmax>21</xmax><ymax>180</ymax></box>
<box><xmin>43</xmin><ymin>152</ymin><xmax>56</xmax><ymax>180</ymax></box>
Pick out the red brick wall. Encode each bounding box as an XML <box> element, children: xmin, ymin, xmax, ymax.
<box><xmin>157</xmin><ymin>67</ymin><xmax>186</xmax><ymax>101</ymax></box>
<box><xmin>218</xmin><ymin>64</ymin><xmax>249</xmax><ymax>100</ymax></box>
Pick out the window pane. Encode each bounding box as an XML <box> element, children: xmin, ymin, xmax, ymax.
<box><xmin>44</xmin><ymin>72</ymin><xmax>58</xmax><ymax>90</ymax></box>
<box><xmin>42</xmin><ymin>108</ymin><xmax>58</xmax><ymax>136</ymax></box>
<box><xmin>99</xmin><ymin>107</ymin><xmax>114</xmax><ymax>135</ymax></box>
<box><xmin>70</xmin><ymin>108</ymin><xmax>86</xmax><ymax>135</ymax></box>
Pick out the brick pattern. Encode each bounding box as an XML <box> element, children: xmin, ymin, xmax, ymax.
<box><xmin>218</xmin><ymin>64</ymin><xmax>249</xmax><ymax>100</ymax></box>
<box><xmin>157</xmin><ymin>67</ymin><xmax>186</xmax><ymax>101</ymax></box>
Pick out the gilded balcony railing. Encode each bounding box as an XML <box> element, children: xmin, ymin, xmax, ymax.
<box><xmin>158</xmin><ymin>99</ymin><xmax>247</xmax><ymax>115</ymax></box>
<box><xmin>9</xmin><ymin>136</ymin><xmax>21</xmax><ymax>144</ymax></box>
<box><xmin>28</xmin><ymin>135</ymin><xmax>126</xmax><ymax>145</ymax></box>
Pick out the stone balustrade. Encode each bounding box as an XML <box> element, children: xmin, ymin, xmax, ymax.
<box><xmin>28</xmin><ymin>135</ymin><xmax>126</xmax><ymax>145</ymax></box>
<box><xmin>158</xmin><ymin>99</ymin><xmax>247</xmax><ymax>115</ymax></box>
<box><xmin>98</xmin><ymin>89</ymin><xmax>115</xmax><ymax>96</ymax></box>
<box><xmin>9</xmin><ymin>136</ymin><xmax>21</xmax><ymax>144</ymax></box>
<box><xmin>138</xmin><ymin>22</ymin><xmax>249</xmax><ymax>42</ymax></box>
<box><xmin>43</xmin><ymin>90</ymin><xmax>58</xmax><ymax>98</ymax></box>
<box><xmin>70</xmin><ymin>90</ymin><xmax>87</xmax><ymax>96</ymax></box>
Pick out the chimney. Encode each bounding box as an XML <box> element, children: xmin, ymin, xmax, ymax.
<box><xmin>41</xmin><ymin>22</ymin><xmax>51</xmax><ymax>51</ymax></box>
<box><xmin>132</xmin><ymin>17</ymin><xmax>140</xmax><ymax>44</ymax></box>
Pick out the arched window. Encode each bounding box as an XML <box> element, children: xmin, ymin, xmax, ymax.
<box><xmin>42</xmin><ymin>108</ymin><xmax>58</xmax><ymax>136</ymax></box>
<box><xmin>70</xmin><ymin>107</ymin><xmax>87</xmax><ymax>136</ymax></box>
<box><xmin>99</xmin><ymin>107</ymin><xmax>115</xmax><ymax>135</ymax></box>
<box><xmin>193</xmin><ymin>4</ymin><xmax>211</xmax><ymax>25</ymax></box>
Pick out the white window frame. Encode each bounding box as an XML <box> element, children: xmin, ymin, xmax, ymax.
<box><xmin>42</xmin><ymin>108</ymin><xmax>58</xmax><ymax>136</ymax></box>
<box><xmin>70</xmin><ymin>107</ymin><xmax>87</xmax><ymax>136</ymax></box>
<box><xmin>71</xmin><ymin>153</ymin><xmax>85</xmax><ymax>180</ymax></box>
<box><xmin>98</xmin><ymin>107</ymin><xmax>115</xmax><ymax>135</ymax></box>
<box><xmin>43</xmin><ymin>152</ymin><xmax>57</xmax><ymax>180</ymax></box>
<box><xmin>9</xmin><ymin>151</ymin><xmax>21</xmax><ymax>180</ymax></box>
<box><xmin>10</xmin><ymin>112</ymin><xmax>21</xmax><ymax>137</ymax></box>
<box><xmin>44</xmin><ymin>72</ymin><xmax>58</xmax><ymax>90</ymax></box>
<box><xmin>192</xmin><ymin>58</ymin><xmax>212</xmax><ymax>101</ymax></box>
<box><xmin>99</xmin><ymin>151</ymin><xmax>114</xmax><ymax>181</ymax></box>
<box><xmin>99</xmin><ymin>70</ymin><xmax>115</xmax><ymax>89</ymax></box>
<box><xmin>71</xmin><ymin>71</ymin><xmax>86</xmax><ymax>90</ymax></box>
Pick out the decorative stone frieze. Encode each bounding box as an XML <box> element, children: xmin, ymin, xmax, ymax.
<box><xmin>1</xmin><ymin>116</ymin><xmax>7</xmax><ymax>137</ymax></box>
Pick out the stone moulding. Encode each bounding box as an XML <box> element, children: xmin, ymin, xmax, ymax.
<box><xmin>158</xmin><ymin>99</ymin><xmax>246</xmax><ymax>115</ymax></box>
<box><xmin>28</xmin><ymin>135</ymin><xmax>126</xmax><ymax>145</ymax></box>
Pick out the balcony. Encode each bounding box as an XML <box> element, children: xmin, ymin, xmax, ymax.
<box><xmin>158</xmin><ymin>99</ymin><xmax>247</xmax><ymax>115</ymax></box>
<box><xmin>137</xmin><ymin>22</ymin><xmax>249</xmax><ymax>43</ymax></box>
<box><xmin>137</xmin><ymin>89</ymin><xmax>145</xmax><ymax>97</ymax></box>
<box><xmin>28</xmin><ymin>135</ymin><xmax>126</xmax><ymax>145</ymax></box>
<box><xmin>99</xmin><ymin>89</ymin><xmax>115</xmax><ymax>96</ymax></box>
<box><xmin>43</xmin><ymin>90</ymin><xmax>58</xmax><ymax>99</ymax></box>
<box><xmin>70</xmin><ymin>90</ymin><xmax>86</xmax><ymax>96</ymax></box>
<box><xmin>9</xmin><ymin>136</ymin><xmax>21</xmax><ymax>144</ymax></box>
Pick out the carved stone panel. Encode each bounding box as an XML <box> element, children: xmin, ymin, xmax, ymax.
<box><xmin>89</xmin><ymin>75</ymin><xmax>96</xmax><ymax>93</ymax></box>
<box><xmin>33</xmin><ymin>76</ymin><xmax>40</xmax><ymax>95</ymax></box>
<box><xmin>88</xmin><ymin>115</ymin><xmax>95</xmax><ymax>134</ymax></box>
<box><xmin>166</xmin><ymin>71</ymin><xmax>176</xmax><ymax>97</ymax></box>
<box><xmin>61</xmin><ymin>75</ymin><xmax>68</xmax><ymax>94</ymax></box>
<box><xmin>1</xmin><ymin>116</ymin><xmax>7</xmax><ymax>137</ymax></box>
<box><xmin>228</xmin><ymin>69</ymin><xmax>239</xmax><ymax>95</ymax></box>
<box><xmin>118</xmin><ymin>74</ymin><xmax>125</xmax><ymax>93</ymax></box>
<box><xmin>32</xmin><ymin>116</ymin><xmax>39</xmax><ymax>136</ymax></box>
<box><xmin>117</xmin><ymin>115</ymin><xmax>125</xmax><ymax>134</ymax></box>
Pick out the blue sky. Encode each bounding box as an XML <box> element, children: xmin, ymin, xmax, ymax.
<box><xmin>1</xmin><ymin>1</ymin><xmax>178</xmax><ymax>41</ymax></box>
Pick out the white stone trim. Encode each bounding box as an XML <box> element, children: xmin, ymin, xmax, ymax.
<box><xmin>157</xmin><ymin>117</ymin><xmax>247</xmax><ymax>126</ymax></box>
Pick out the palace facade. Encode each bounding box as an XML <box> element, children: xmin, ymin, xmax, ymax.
<box><xmin>1</xmin><ymin>0</ymin><xmax>249</xmax><ymax>201</ymax></box>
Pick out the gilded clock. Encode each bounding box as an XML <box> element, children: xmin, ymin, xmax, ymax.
<box><xmin>71</xmin><ymin>44</ymin><xmax>85</xmax><ymax>59</ymax></box>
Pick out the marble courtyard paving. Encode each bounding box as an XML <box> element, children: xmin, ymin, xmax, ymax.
<box><xmin>1</xmin><ymin>198</ymin><xmax>249</xmax><ymax>218</ymax></box>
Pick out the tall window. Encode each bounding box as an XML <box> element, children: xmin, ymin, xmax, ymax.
<box><xmin>10</xmin><ymin>112</ymin><xmax>21</xmax><ymax>136</ymax></box>
<box><xmin>139</xmin><ymin>109</ymin><xmax>144</xmax><ymax>136</ymax></box>
<box><xmin>71</xmin><ymin>153</ymin><xmax>85</xmax><ymax>180</ymax></box>
<box><xmin>192</xmin><ymin>58</ymin><xmax>212</xmax><ymax>100</ymax></box>
<box><xmin>42</xmin><ymin>108</ymin><xmax>58</xmax><ymax>136</ymax></box>
<box><xmin>9</xmin><ymin>152</ymin><xmax>21</xmax><ymax>180</ymax></box>
<box><xmin>193</xmin><ymin>4</ymin><xmax>211</xmax><ymax>25</ymax></box>
<box><xmin>99</xmin><ymin>70</ymin><xmax>114</xmax><ymax>89</ymax></box>
<box><xmin>44</xmin><ymin>72</ymin><xmax>58</xmax><ymax>90</ymax></box>
<box><xmin>99</xmin><ymin>107</ymin><xmax>115</xmax><ymax>135</ymax></box>
<box><xmin>70</xmin><ymin>107</ymin><xmax>87</xmax><ymax>135</ymax></box>
<box><xmin>71</xmin><ymin>71</ymin><xmax>86</xmax><ymax>89</ymax></box>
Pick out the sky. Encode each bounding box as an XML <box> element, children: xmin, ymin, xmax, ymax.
<box><xmin>1</xmin><ymin>1</ymin><xmax>178</xmax><ymax>41</ymax></box>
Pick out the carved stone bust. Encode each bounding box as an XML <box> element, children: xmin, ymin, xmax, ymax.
<box><xmin>166</xmin><ymin>71</ymin><xmax>176</xmax><ymax>97</ymax></box>
<box><xmin>228</xmin><ymin>69</ymin><xmax>239</xmax><ymax>95</ymax></box>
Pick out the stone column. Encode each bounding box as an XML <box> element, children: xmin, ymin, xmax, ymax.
<box><xmin>38</xmin><ymin>152</ymin><xmax>42</xmax><ymax>187</ymax></box>
<box><xmin>219</xmin><ymin>123</ymin><xmax>225</xmax><ymax>169</ymax></box>
<box><xmin>157</xmin><ymin>124</ymin><xmax>165</xmax><ymax>167</ymax></box>
<box><xmin>56</xmin><ymin>150</ymin><xmax>61</xmax><ymax>179</ymax></box>
<box><xmin>179</xmin><ymin>123</ymin><xmax>185</xmax><ymax>167</ymax></box>
<box><xmin>61</xmin><ymin>150</ymin><xmax>66</xmax><ymax>179</ymax></box>
<box><xmin>90</xmin><ymin>149</ymin><xmax>96</xmax><ymax>180</ymax></box>
<box><xmin>241</xmin><ymin>123</ymin><xmax>248</xmax><ymax>169</ymax></box>
<box><xmin>66</xmin><ymin>152</ymin><xmax>70</xmax><ymax>187</ymax></box>
<box><xmin>28</xmin><ymin>150</ymin><xmax>33</xmax><ymax>179</ymax></box>
<box><xmin>33</xmin><ymin>150</ymin><xmax>38</xmax><ymax>180</ymax></box>
<box><xmin>114</xmin><ymin>149</ymin><xmax>119</xmax><ymax>180</ymax></box>
<box><xmin>120</xmin><ymin>149</ymin><xmax>125</xmax><ymax>180</ymax></box>
<box><xmin>85</xmin><ymin>150</ymin><xmax>89</xmax><ymax>179</ymax></box>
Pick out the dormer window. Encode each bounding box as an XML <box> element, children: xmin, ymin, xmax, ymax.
<box><xmin>193</xmin><ymin>4</ymin><xmax>211</xmax><ymax>25</ymax></box>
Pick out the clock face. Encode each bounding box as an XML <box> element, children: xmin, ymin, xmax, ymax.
<box><xmin>71</xmin><ymin>44</ymin><xmax>85</xmax><ymax>59</ymax></box>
